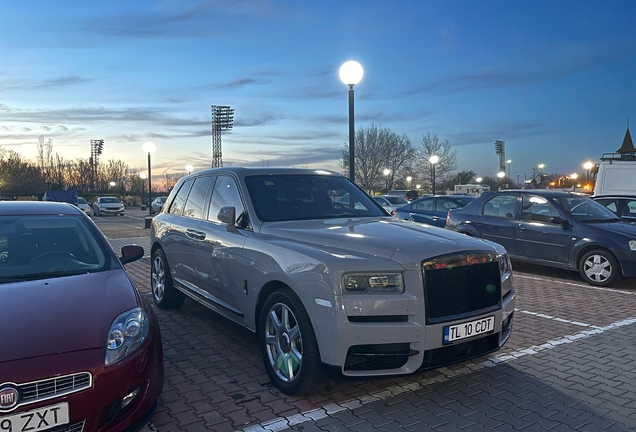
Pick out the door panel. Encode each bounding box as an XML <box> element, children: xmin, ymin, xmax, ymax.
<box><xmin>473</xmin><ymin>194</ymin><xmax>518</xmax><ymax>254</ymax></box>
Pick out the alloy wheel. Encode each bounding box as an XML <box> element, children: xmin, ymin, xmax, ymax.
<box><xmin>264</xmin><ymin>302</ymin><xmax>303</xmax><ymax>383</ymax></box>
<box><xmin>583</xmin><ymin>253</ymin><xmax>611</xmax><ymax>283</ymax></box>
<box><xmin>152</xmin><ymin>255</ymin><xmax>165</xmax><ymax>301</ymax></box>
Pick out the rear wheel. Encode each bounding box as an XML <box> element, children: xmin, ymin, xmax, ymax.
<box><xmin>259</xmin><ymin>288</ymin><xmax>327</xmax><ymax>395</ymax></box>
<box><xmin>579</xmin><ymin>249</ymin><xmax>621</xmax><ymax>287</ymax></box>
<box><xmin>151</xmin><ymin>249</ymin><xmax>185</xmax><ymax>309</ymax></box>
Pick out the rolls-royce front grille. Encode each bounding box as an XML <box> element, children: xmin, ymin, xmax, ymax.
<box><xmin>422</xmin><ymin>252</ymin><xmax>502</xmax><ymax>324</ymax></box>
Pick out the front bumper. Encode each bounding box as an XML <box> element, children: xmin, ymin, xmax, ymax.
<box><xmin>0</xmin><ymin>326</ymin><xmax>163</xmax><ymax>432</ymax></box>
<box><xmin>303</xmin><ymin>268</ymin><xmax>515</xmax><ymax>378</ymax></box>
<box><xmin>99</xmin><ymin>207</ymin><xmax>125</xmax><ymax>215</ymax></box>
<box><xmin>613</xmin><ymin>247</ymin><xmax>636</xmax><ymax>277</ymax></box>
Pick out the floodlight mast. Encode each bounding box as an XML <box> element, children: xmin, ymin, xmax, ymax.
<box><xmin>90</xmin><ymin>139</ymin><xmax>104</xmax><ymax>191</ymax></box>
<box><xmin>211</xmin><ymin>105</ymin><xmax>234</xmax><ymax>168</ymax></box>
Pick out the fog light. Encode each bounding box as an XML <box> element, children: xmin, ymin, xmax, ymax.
<box><xmin>121</xmin><ymin>387</ymin><xmax>140</xmax><ymax>409</ymax></box>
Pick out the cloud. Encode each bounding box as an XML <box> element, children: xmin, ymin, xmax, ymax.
<box><xmin>446</xmin><ymin>121</ymin><xmax>553</xmax><ymax>147</ymax></box>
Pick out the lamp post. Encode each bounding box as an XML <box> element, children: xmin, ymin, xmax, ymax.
<box><xmin>537</xmin><ymin>163</ymin><xmax>545</xmax><ymax>187</ymax></box>
<box><xmin>339</xmin><ymin>61</ymin><xmax>363</xmax><ymax>183</ymax></box>
<box><xmin>140</xmin><ymin>173</ymin><xmax>147</xmax><ymax>208</ymax></box>
<box><xmin>185</xmin><ymin>164</ymin><xmax>193</xmax><ymax>175</ymax></box>
<box><xmin>406</xmin><ymin>176</ymin><xmax>412</xmax><ymax>189</ymax></box>
<box><xmin>506</xmin><ymin>159</ymin><xmax>512</xmax><ymax>179</ymax></box>
<box><xmin>383</xmin><ymin>168</ymin><xmax>391</xmax><ymax>193</ymax></box>
<box><xmin>583</xmin><ymin>161</ymin><xmax>593</xmax><ymax>185</ymax></box>
<box><xmin>429</xmin><ymin>155</ymin><xmax>439</xmax><ymax>195</ymax></box>
<box><xmin>142</xmin><ymin>142</ymin><xmax>156</xmax><ymax>215</ymax></box>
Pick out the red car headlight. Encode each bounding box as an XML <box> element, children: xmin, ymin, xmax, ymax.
<box><xmin>105</xmin><ymin>307</ymin><xmax>149</xmax><ymax>366</ymax></box>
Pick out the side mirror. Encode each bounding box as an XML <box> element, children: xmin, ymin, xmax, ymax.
<box><xmin>218</xmin><ymin>206</ymin><xmax>237</xmax><ymax>231</ymax></box>
<box><xmin>120</xmin><ymin>245</ymin><xmax>144</xmax><ymax>265</ymax></box>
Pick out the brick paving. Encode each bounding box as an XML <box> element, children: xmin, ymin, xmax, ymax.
<box><xmin>97</xmin><ymin>209</ymin><xmax>636</xmax><ymax>431</ymax></box>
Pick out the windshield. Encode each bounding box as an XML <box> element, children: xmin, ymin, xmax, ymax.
<box><xmin>100</xmin><ymin>197</ymin><xmax>121</xmax><ymax>204</ymax></box>
<box><xmin>77</xmin><ymin>197</ymin><xmax>87</xmax><ymax>204</ymax></box>
<box><xmin>0</xmin><ymin>215</ymin><xmax>117</xmax><ymax>283</ymax></box>
<box><xmin>245</xmin><ymin>174</ymin><xmax>387</xmax><ymax>222</ymax></box>
<box><xmin>554</xmin><ymin>196</ymin><xmax>620</xmax><ymax>222</ymax></box>
<box><xmin>384</xmin><ymin>196</ymin><xmax>409</xmax><ymax>205</ymax></box>
<box><xmin>454</xmin><ymin>197</ymin><xmax>476</xmax><ymax>206</ymax></box>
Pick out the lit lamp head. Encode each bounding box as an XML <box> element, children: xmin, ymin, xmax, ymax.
<box><xmin>497</xmin><ymin>172</ymin><xmax>505</xmax><ymax>178</ymax></box>
<box><xmin>109</xmin><ymin>181</ymin><xmax>116</xmax><ymax>187</ymax></box>
<box><xmin>476</xmin><ymin>177</ymin><xmax>483</xmax><ymax>183</ymax></box>
<box><xmin>429</xmin><ymin>155</ymin><xmax>439</xmax><ymax>164</ymax></box>
<box><xmin>383</xmin><ymin>168</ymin><xmax>391</xmax><ymax>176</ymax></box>
<box><xmin>139</xmin><ymin>173</ymin><xmax>147</xmax><ymax>180</ymax></box>
<box><xmin>583</xmin><ymin>161</ymin><xmax>594</xmax><ymax>170</ymax></box>
<box><xmin>339</xmin><ymin>61</ymin><xmax>364</xmax><ymax>86</ymax></box>
<box><xmin>142</xmin><ymin>141</ymin><xmax>156</xmax><ymax>154</ymax></box>
<box><xmin>185</xmin><ymin>164</ymin><xmax>194</xmax><ymax>174</ymax></box>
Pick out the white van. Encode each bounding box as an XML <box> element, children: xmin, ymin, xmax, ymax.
<box><xmin>593</xmin><ymin>155</ymin><xmax>636</xmax><ymax>196</ymax></box>
<box><xmin>453</xmin><ymin>184</ymin><xmax>490</xmax><ymax>197</ymax></box>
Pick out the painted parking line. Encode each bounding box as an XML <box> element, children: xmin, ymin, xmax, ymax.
<box><xmin>515</xmin><ymin>308</ymin><xmax>603</xmax><ymax>329</ymax></box>
<box><xmin>237</xmin><ymin>315</ymin><xmax>636</xmax><ymax>432</ymax></box>
<box><xmin>516</xmin><ymin>274</ymin><xmax>636</xmax><ymax>295</ymax></box>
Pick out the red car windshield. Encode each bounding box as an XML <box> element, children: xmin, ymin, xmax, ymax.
<box><xmin>0</xmin><ymin>215</ymin><xmax>117</xmax><ymax>282</ymax></box>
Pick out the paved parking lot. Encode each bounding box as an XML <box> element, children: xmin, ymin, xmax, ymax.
<box><xmin>95</xmin><ymin>209</ymin><xmax>636</xmax><ymax>431</ymax></box>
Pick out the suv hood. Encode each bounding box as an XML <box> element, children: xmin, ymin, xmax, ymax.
<box><xmin>0</xmin><ymin>270</ymin><xmax>139</xmax><ymax>364</ymax></box>
<box><xmin>259</xmin><ymin>217</ymin><xmax>502</xmax><ymax>264</ymax></box>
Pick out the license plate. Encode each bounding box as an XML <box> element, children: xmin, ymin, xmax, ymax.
<box><xmin>0</xmin><ymin>402</ymin><xmax>69</xmax><ymax>432</ymax></box>
<box><xmin>444</xmin><ymin>316</ymin><xmax>495</xmax><ymax>343</ymax></box>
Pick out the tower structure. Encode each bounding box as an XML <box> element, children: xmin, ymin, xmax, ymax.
<box><xmin>211</xmin><ymin>105</ymin><xmax>234</xmax><ymax>168</ymax></box>
<box><xmin>494</xmin><ymin>140</ymin><xmax>506</xmax><ymax>174</ymax></box>
<box><xmin>90</xmin><ymin>139</ymin><xmax>104</xmax><ymax>191</ymax></box>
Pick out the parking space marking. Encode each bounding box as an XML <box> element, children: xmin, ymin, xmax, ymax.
<box><xmin>516</xmin><ymin>274</ymin><xmax>636</xmax><ymax>295</ymax></box>
<box><xmin>238</xmin><ymin>315</ymin><xmax>636</xmax><ymax>432</ymax></box>
<box><xmin>515</xmin><ymin>308</ymin><xmax>603</xmax><ymax>329</ymax></box>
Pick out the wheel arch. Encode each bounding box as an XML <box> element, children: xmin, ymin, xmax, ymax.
<box><xmin>574</xmin><ymin>244</ymin><xmax>622</xmax><ymax>273</ymax></box>
<box><xmin>254</xmin><ymin>280</ymin><xmax>294</xmax><ymax>334</ymax></box>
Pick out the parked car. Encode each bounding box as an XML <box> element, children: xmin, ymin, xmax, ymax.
<box><xmin>77</xmin><ymin>196</ymin><xmax>91</xmax><ymax>215</ymax></box>
<box><xmin>446</xmin><ymin>190</ymin><xmax>636</xmax><ymax>286</ymax></box>
<box><xmin>373</xmin><ymin>195</ymin><xmax>409</xmax><ymax>214</ymax></box>
<box><xmin>592</xmin><ymin>195</ymin><xmax>636</xmax><ymax>224</ymax></box>
<box><xmin>93</xmin><ymin>196</ymin><xmax>125</xmax><ymax>216</ymax></box>
<box><xmin>388</xmin><ymin>189</ymin><xmax>419</xmax><ymax>201</ymax></box>
<box><xmin>151</xmin><ymin>196</ymin><xmax>168</xmax><ymax>213</ymax></box>
<box><xmin>150</xmin><ymin>167</ymin><xmax>514</xmax><ymax>395</ymax></box>
<box><xmin>395</xmin><ymin>195</ymin><xmax>475</xmax><ymax>227</ymax></box>
<box><xmin>0</xmin><ymin>201</ymin><xmax>163</xmax><ymax>432</ymax></box>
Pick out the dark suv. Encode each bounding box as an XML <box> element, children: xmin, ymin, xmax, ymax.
<box><xmin>446</xmin><ymin>190</ymin><xmax>636</xmax><ymax>286</ymax></box>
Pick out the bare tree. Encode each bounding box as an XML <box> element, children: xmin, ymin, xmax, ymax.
<box><xmin>341</xmin><ymin>124</ymin><xmax>414</xmax><ymax>192</ymax></box>
<box><xmin>0</xmin><ymin>148</ymin><xmax>46</xmax><ymax>197</ymax></box>
<box><xmin>415</xmin><ymin>133</ymin><xmax>457</xmax><ymax>192</ymax></box>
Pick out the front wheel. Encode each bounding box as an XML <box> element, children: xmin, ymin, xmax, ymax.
<box><xmin>259</xmin><ymin>288</ymin><xmax>327</xmax><ymax>395</ymax></box>
<box><xmin>151</xmin><ymin>249</ymin><xmax>185</xmax><ymax>309</ymax></box>
<box><xmin>579</xmin><ymin>249</ymin><xmax>621</xmax><ymax>287</ymax></box>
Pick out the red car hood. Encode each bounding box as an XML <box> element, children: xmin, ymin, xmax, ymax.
<box><xmin>0</xmin><ymin>270</ymin><xmax>139</xmax><ymax>364</ymax></box>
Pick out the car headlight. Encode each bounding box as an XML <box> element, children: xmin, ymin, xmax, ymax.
<box><xmin>343</xmin><ymin>273</ymin><xmax>404</xmax><ymax>294</ymax></box>
<box><xmin>499</xmin><ymin>253</ymin><xmax>512</xmax><ymax>275</ymax></box>
<box><xmin>630</xmin><ymin>240</ymin><xmax>636</xmax><ymax>251</ymax></box>
<box><xmin>105</xmin><ymin>307</ymin><xmax>149</xmax><ymax>366</ymax></box>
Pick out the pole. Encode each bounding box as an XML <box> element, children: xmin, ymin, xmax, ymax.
<box><xmin>432</xmin><ymin>164</ymin><xmax>436</xmax><ymax>195</ymax></box>
<box><xmin>348</xmin><ymin>85</ymin><xmax>355</xmax><ymax>183</ymax></box>
<box><xmin>147</xmin><ymin>152</ymin><xmax>152</xmax><ymax>215</ymax></box>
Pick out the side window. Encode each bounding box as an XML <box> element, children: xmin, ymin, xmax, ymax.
<box><xmin>483</xmin><ymin>195</ymin><xmax>517</xmax><ymax>218</ymax></box>
<box><xmin>167</xmin><ymin>180</ymin><xmax>193</xmax><ymax>216</ymax></box>
<box><xmin>415</xmin><ymin>199</ymin><xmax>433</xmax><ymax>211</ymax></box>
<box><xmin>626</xmin><ymin>199</ymin><xmax>636</xmax><ymax>216</ymax></box>
<box><xmin>522</xmin><ymin>195</ymin><xmax>559</xmax><ymax>222</ymax></box>
<box><xmin>207</xmin><ymin>175</ymin><xmax>245</xmax><ymax>223</ymax></box>
<box><xmin>435</xmin><ymin>198</ymin><xmax>459</xmax><ymax>212</ymax></box>
<box><xmin>183</xmin><ymin>176</ymin><xmax>214</xmax><ymax>219</ymax></box>
<box><xmin>596</xmin><ymin>199</ymin><xmax>618</xmax><ymax>213</ymax></box>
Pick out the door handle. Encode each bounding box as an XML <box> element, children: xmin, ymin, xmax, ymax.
<box><xmin>475</xmin><ymin>221</ymin><xmax>483</xmax><ymax>225</ymax></box>
<box><xmin>518</xmin><ymin>226</ymin><xmax>526</xmax><ymax>232</ymax></box>
<box><xmin>432</xmin><ymin>216</ymin><xmax>439</xmax><ymax>220</ymax></box>
<box><xmin>186</xmin><ymin>229</ymin><xmax>206</xmax><ymax>241</ymax></box>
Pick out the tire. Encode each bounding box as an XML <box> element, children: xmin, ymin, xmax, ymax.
<box><xmin>579</xmin><ymin>249</ymin><xmax>621</xmax><ymax>287</ymax></box>
<box><xmin>151</xmin><ymin>249</ymin><xmax>185</xmax><ymax>309</ymax></box>
<box><xmin>259</xmin><ymin>288</ymin><xmax>328</xmax><ymax>395</ymax></box>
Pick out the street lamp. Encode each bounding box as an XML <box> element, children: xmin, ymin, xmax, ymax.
<box><xmin>475</xmin><ymin>177</ymin><xmax>483</xmax><ymax>184</ymax></box>
<box><xmin>429</xmin><ymin>155</ymin><xmax>439</xmax><ymax>195</ymax></box>
<box><xmin>140</xmin><ymin>173</ymin><xmax>147</xmax><ymax>208</ymax></box>
<box><xmin>583</xmin><ymin>161</ymin><xmax>594</xmax><ymax>184</ymax></box>
<box><xmin>109</xmin><ymin>181</ymin><xmax>116</xmax><ymax>188</ymax></box>
<box><xmin>497</xmin><ymin>172</ymin><xmax>505</xmax><ymax>179</ymax></box>
<box><xmin>383</xmin><ymin>168</ymin><xmax>391</xmax><ymax>193</ymax></box>
<box><xmin>537</xmin><ymin>163</ymin><xmax>545</xmax><ymax>187</ymax></box>
<box><xmin>506</xmin><ymin>159</ymin><xmax>512</xmax><ymax>179</ymax></box>
<box><xmin>142</xmin><ymin>141</ymin><xmax>156</xmax><ymax>215</ymax></box>
<box><xmin>339</xmin><ymin>61</ymin><xmax>363</xmax><ymax>183</ymax></box>
<box><xmin>406</xmin><ymin>176</ymin><xmax>412</xmax><ymax>189</ymax></box>
<box><xmin>185</xmin><ymin>164</ymin><xmax>193</xmax><ymax>175</ymax></box>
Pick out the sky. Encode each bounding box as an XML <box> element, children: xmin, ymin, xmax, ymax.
<box><xmin>1</xmin><ymin>0</ymin><xmax>636</xmax><ymax>183</ymax></box>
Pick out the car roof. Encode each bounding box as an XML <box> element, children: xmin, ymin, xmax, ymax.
<box><xmin>186</xmin><ymin>167</ymin><xmax>343</xmax><ymax>178</ymax></box>
<box><xmin>0</xmin><ymin>201</ymin><xmax>82</xmax><ymax>216</ymax></box>
<box><xmin>592</xmin><ymin>195</ymin><xmax>636</xmax><ymax>199</ymax></box>
<box><xmin>485</xmin><ymin>189</ymin><xmax>581</xmax><ymax>198</ymax></box>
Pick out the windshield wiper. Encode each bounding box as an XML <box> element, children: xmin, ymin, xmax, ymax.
<box><xmin>0</xmin><ymin>270</ymin><xmax>88</xmax><ymax>283</ymax></box>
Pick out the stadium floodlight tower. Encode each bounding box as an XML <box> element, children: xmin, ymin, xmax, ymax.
<box><xmin>494</xmin><ymin>140</ymin><xmax>506</xmax><ymax>176</ymax></box>
<box><xmin>89</xmin><ymin>139</ymin><xmax>104</xmax><ymax>191</ymax></box>
<box><xmin>211</xmin><ymin>105</ymin><xmax>234</xmax><ymax>168</ymax></box>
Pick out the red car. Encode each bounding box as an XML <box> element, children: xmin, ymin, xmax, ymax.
<box><xmin>0</xmin><ymin>201</ymin><xmax>163</xmax><ymax>432</ymax></box>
